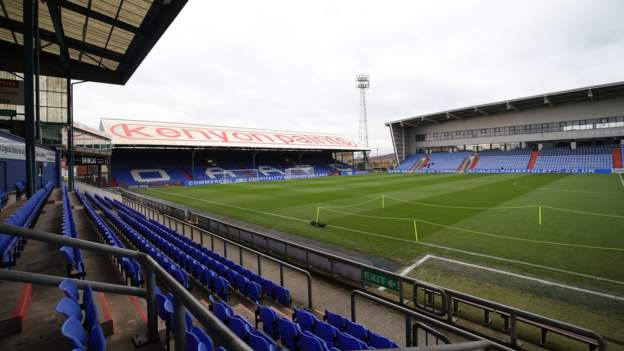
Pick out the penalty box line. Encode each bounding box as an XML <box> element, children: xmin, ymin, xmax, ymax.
<box><xmin>146</xmin><ymin>189</ymin><xmax>624</xmax><ymax>287</ymax></box>
<box><xmin>398</xmin><ymin>255</ymin><xmax>624</xmax><ymax>303</ymax></box>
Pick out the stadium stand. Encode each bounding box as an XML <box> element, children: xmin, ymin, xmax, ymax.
<box><xmin>393</xmin><ymin>154</ymin><xmax>422</xmax><ymax>171</ymax></box>
<box><xmin>0</xmin><ymin>181</ymin><xmax>54</xmax><ymax>267</ymax></box>
<box><xmin>472</xmin><ymin>149</ymin><xmax>532</xmax><ymax>170</ymax></box>
<box><xmin>533</xmin><ymin>146</ymin><xmax>613</xmax><ymax>170</ymax></box>
<box><xmin>111</xmin><ymin>150</ymin><xmax>353</xmax><ymax>187</ymax></box>
<box><xmin>425</xmin><ymin>151</ymin><xmax>471</xmax><ymax>171</ymax></box>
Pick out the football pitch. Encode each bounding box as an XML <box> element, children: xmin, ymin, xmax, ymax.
<box><xmin>138</xmin><ymin>173</ymin><xmax>624</xmax><ymax>293</ymax></box>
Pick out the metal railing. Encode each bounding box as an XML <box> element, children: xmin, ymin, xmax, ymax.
<box><xmin>122</xmin><ymin>198</ymin><xmax>314</xmax><ymax>309</ymax></box>
<box><xmin>122</xmin><ymin>190</ymin><xmax>608</xmax><ymax>351</ymax></box>
<box><xmin>350</xmin><ymin>290</ymin><xmax>512</xmax><ymax>351</ymax></box>
<box><xmin>0</xmin><ymin>223</ymin><xmax>252</xmax><ymax>351</ymax></box>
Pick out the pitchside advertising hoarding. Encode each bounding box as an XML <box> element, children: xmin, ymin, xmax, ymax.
<box><xmin>388</xmin><ymin>168</ymin><xmax>613</xmax><ymax>174</ymax></box>
<box><xmin>99</xmin><ymin>118</ymin><xmax>364</xmax><ymax>151</ymax></box>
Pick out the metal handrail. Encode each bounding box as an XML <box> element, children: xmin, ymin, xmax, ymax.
<box><xmin>350</xmin><ymin>290</ymin><xmax>513</xmax><ymax>351</ymax></box>
<box><xmin>122</xmin><ymin>189</ymin><xmax>608</xmax><ymax>351</ymax></box>
<box><xmin>0</xmin><ymin>223</ymin><xmax>252</xmax><ymax>351</ymax></box>
<box><xmin>141</xmin><ymin>203</ymin><xmax>315</xmax><ymax>308</ymax></box>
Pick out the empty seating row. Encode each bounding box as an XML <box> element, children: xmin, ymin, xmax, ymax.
<box><xmin>474</xmin><ymin>149</ymin><xmax>531</xmax><ymax>170</ymax></box>
<box><xmin>0</xmin><ymin>181</ymin><xmax>54</xmax><ymax>267</ymax></box>
<box><xmin>394</xmin><ymin>154</ymin><xmax>423</xmax><ymax>171</ymax></box>
<box><xmin>257</xmin><ymin>305</ymin><xmax>398</xmax><ymax>351</ymax></box>
<box><xmin>426</xmin><ymin>152</ymin><xmax>471</xmax><ymax>170</ymax></box>
<box><xmin>111</xmin><ymin>198</ymin><xmax>292</xmax><ymax>307</ymax></box>
<box><xmin>60</xmin><ymin>185</ymin><xmax>86</xmax><ymax>278</ymax></box>
<box><xmin>85</xmin><ymin>193</ymin><xmax>187</xmax><ymax>288</ymax></box>
<box><xmin>534</xmin><ymin>146</ymin><xmax>613</xmax><ymax>170</ymax></box>
<box><xmin>56</xmin><ymin>279</ymin><xmax>106</xmax><ymax>350</ymax></box>
<box><xmin>76</xmin><ymin>191</ymin><xmax>142</xmax><ymax>285</ymax></box>
<box><xmin>156</xmin><ymin>287</ymin><xmax>226</xmax><ymax>351</ymax></box>
<box><xmin>210</xmin><ymin>296</ymin><xmax>280</xmax><ymax>351</ymax></box>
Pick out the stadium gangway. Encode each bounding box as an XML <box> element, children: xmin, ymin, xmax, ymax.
<box><xmin>0</xmin><ymin>222</ymin><xmax>252</xmax><ymax>351</ymax></box>
<box><xmin>121</xmin><ymin>189</ymin><xmax>609</xmax><ymax>351</ymax></box>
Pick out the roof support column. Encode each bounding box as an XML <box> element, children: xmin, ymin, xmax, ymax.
<box><xmin>23</xmin><ymin>0</ymin><xmax>36</xmax><ymax>197</ymax></box>
<box><xmin>34</xmin><ymin>0</ymin><xmax>41</xmax><ymax>143</ymax></box>
<box><xmin>67</xmin><ymin>78</ymin><xmax>75</xmax><ymax>191</ymax></box>
<box><xmin>191</xmin><ymin>149</ymin><xmax>196</xmax><ymax>181</ymax></box>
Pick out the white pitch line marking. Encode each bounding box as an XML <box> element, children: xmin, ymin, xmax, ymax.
<box><xmin>378</xmin><ymin>255</ymin><xmax>432</xmax><ymax>291</ymax></box>
<box><xmin>423</xmin><ymin>255</ymin><xmax>624</xmax><ymax>302</ymax></box>
<box><xmin>144</xmin><ymin>189</ymin><xmax>624</xmax><ymax>286</ymax></box>
<box><xmin>619</xmin><ymin>173</ymin><xmax>624</xmax><ymax>189</ymax></box>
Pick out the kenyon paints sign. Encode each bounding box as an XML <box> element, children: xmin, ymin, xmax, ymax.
<box><xmin>100</xmin><ymin>119</ymin><xmax>363</xmax><ymax>150</ymax></box>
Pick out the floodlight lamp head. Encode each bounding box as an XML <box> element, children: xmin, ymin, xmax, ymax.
<box><xmin>356</xmin><ymin>75</ymin><xmax>370</xmax><ymax>89</ymax></box>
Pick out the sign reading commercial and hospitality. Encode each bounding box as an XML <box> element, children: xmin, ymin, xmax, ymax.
<box><xmin>99</xmin><ymin>118</ymin><xmax>363</xmax><ymax>151</ymax></box>
<box><xmin>0</xmin><ymin>79</ymin><xmax>24</xmax><ymax>105</ymax></box>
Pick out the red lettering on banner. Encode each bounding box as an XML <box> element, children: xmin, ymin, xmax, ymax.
<box><xmin>156</xmin><ymin>128</ymin><xmax>181</xmax><ymax>138</ymax></box>
<box><xmin>111</xmin><ymin>124</ymin><xmax>151</xmax><ymax>138</ymax></box>
<box><xmin>181</xmin><ymin>128</ymin><xmax>212</xmax><ymax>140</ymax></box>
<box><xmin>232</xmin><ymin>132</ymin><xmax>253</xmax><ymax>141</ymax></box>
<box><xmin>250</xmin><ymin>132</ymin><xmax>274</xmax><ymax>143</ymax></box>
<box><xmin>208</xmin><ymin>130</ymin><xmax>228</xmax><ymax>142</ymax></box>
<box><xmin>275</xmin><ymin>134</ymin><xmax>294</xmax><ymax>144</ymax></box>
<box><xmin>292</xmin><ymin>135</ymin><xmax>311</xmax><ymax>144</ymax></box>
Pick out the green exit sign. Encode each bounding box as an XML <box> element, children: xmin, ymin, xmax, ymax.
<box><xmin>0</xmin><ymin>109</ymin><xmax>16</xmax><ymax>117</ymax></box>
<box><xmin>362</xmin><ymin>269</ymin><xmax>399</xmax><ymax>291</ymax></box>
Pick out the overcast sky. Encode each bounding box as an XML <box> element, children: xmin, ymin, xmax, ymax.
<box><xmin>74</xmin><ymin>0</ymin><xmax>624</xmax><ymax>155</ymax></box>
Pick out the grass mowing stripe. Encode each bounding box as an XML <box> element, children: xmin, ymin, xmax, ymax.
<box><xmin>143</xmin><ymin>186</ymin><xmax>624</xmax><ymax>286</ymax></box>
<box><xmin>324</xmin><ymin>222</ymin><xmax>624</xmax><ymax>286</ymax></box>
<box><xmin>321</xmin><ymin>207</ymin><xmax>624</xmax><ymax>252</ymax></box>
<box><xmin>147</xmin><ymin>188</ymin><xmax>309</xmax><ymax>223</ymax></box>
<box><xmin>386</xmin><ymin>195</ymin><xmax>536</xmax><ymax>210</ymax></box>
<box><xmin>425</xmin><ymin>256</ymin><xmax>624</xmax><ymax>302</ymax></box>
<box><xmin>387</xmin><ymin>194</ymin><xmax>624</xmax><ymax>219</ymax></box>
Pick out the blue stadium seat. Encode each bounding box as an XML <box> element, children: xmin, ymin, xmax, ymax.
<box><xmin>190</xmin><ymin>325</ymin><xmax>216</xmax><ymax>351</ymax></box>
<box><xmin>248</xmin><ymin>329</ymin><xmax>278</xmax><ymax>351</ymax></box>
<box><xmin>301</xmin><ymin>330</ymin><xmax>330</xmax><ymax>351</ymax></box>
<box><xmin>324</xmin><ymin>310</ymin><xmax>346</xmax><ymax>330</ymax></box>
<box><xmin>59</xmin><ymin>279</ymin><xmax>80</xmax><ymax>302</ymax></box>
<box><xmin>62</xmin><ymin>317</ymin><xmax>87</xmax><ymax>350</ymax></box>
<box><xmin>278</xmin><ymin>316</ymin><xmax>300</xmax><ymax>350</ymax></box>
<box><xmin>294</xmin><ymin>308</ymin><xmax>317</xmax><ymax>332</ymax></box>
<box><xmin>229</xmin><ymin>316</ymin><xmax>252</xmax><ymax>341</ymax></box>
<box><xmin>245</xmin><ymin>281</ymin><xmax>263</xmax><ymax>304</ymax></box>
<box><xmin>186</xmin><ymin>330</ymin><xmax>208</xmax><ymax>351</ymax></box>
<box><xmin>255</xmin><ymin>305</ymin><xmax>278</xmax><ymax>339</ymax></box>
<box><xmin>89</xmin><ymin>324</ymin><xmax>107</xmax><ymax>351</ymax></box>
<box><xmin>275</xmin><ymin>286</ymin><xmax>291</xmax><ymax>307</ymax></box>
<box><xmin>337</xmin><ymin>331</ymin><xmax>369</xmax><ymax>351</ymax></box>
<box><xmin>368</xmin><ymin>331</ymin><xmax>399</xmax><ymax>349</ymax></box>
<box><xmin>344</xmin><ymin>319</ymin><xmax>368</xmax><ymax>342</ymax></box>
<box><xmin>315</xmin><ymin>320</ymin><xmax>338</xmax><ymax>348</ymax></box>
<box><xmin>56</xmin><ymin>297</ymin><xmax>82</xmax><ymax>321</ymax></box>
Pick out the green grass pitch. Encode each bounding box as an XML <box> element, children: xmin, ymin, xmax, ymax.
<box><xmin>138</xmin><ymin>173</ymin><xmax>624</xmax><ymax>292</ymax></box>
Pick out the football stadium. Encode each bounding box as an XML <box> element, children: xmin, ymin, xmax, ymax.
<box><xmin>0</xmin><ymin>1</ymin><xmax>623</xmax><ymax>351</ymax></box>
